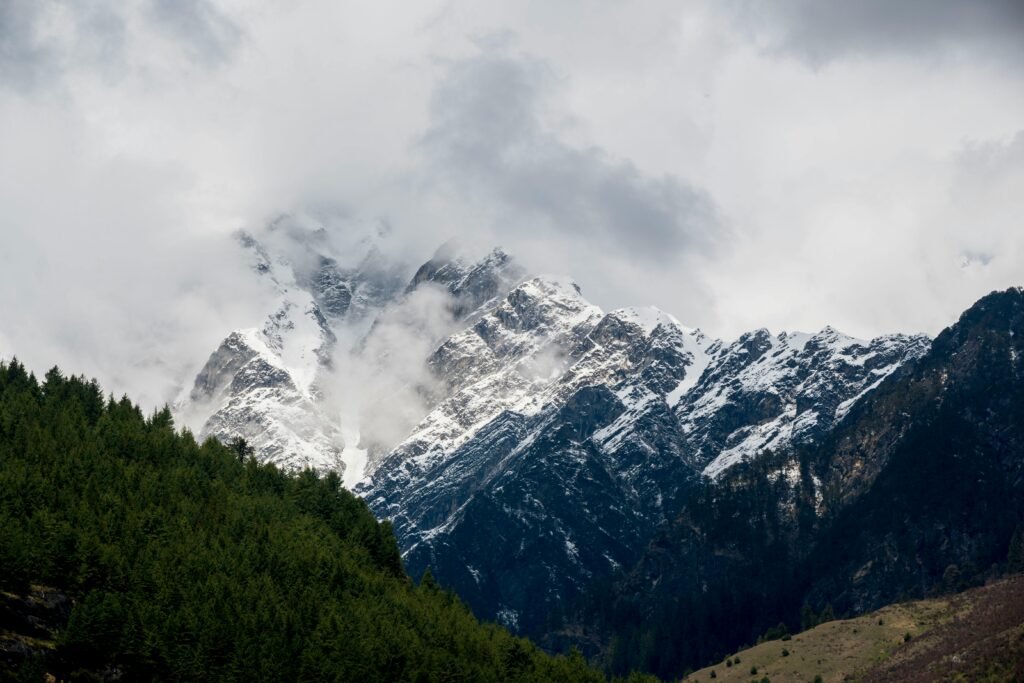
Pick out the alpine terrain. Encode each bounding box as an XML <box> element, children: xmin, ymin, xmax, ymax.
<box><xmin>178</xmin><ymin>222</ymin><xmax>946</xmax><ymax>653</ymax></box>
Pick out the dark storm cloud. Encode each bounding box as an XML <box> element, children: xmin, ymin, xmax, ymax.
<box><xmin>421</xmin><ymin>47</ymin><xmax>722</xmax><ymax>262</ymax></box>
<box><xmin>146</xmin><ymin>0</ymin><xmax>241</xmax><ymax>65</ymax></box>
<box><xmin>733</xmin><ymin>0</ymin><xmax>1024</xmax><ymax>66</ymax></box>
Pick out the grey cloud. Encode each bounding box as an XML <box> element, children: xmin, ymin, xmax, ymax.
<box><xmin>956</xmin><ymin>129</ymin><xmax>1024</xmax><ymax>179</ymax></box>
<box><xmin>732</xmin><ymin>0</ymin><xmax>1024</xmax><ymax>66</ymax></box>
<box><xmin>0</xmin><ymin>0</ymin><xmax>59</xmax><ymax>91</ymax></box>
<box><xmin>0</xmin><ymin>0</ymin><xmax>236</xmax><ymax>93</ymax></box>
<box><xmin>146</xmin><ymin>0</ymin><xmax>241</xmax><ymax>66</ymax></box>
<box><xmin>420</xmin><ymin>47</ymin><xmax>722</xmax><ymax>263</ymax></box>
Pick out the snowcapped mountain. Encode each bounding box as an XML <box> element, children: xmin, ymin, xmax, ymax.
<box><xmin>174</xmin><ymin>217</ymin><xmax>414</xmax><ymax>470</ymax></box>
<box><xmin>357</xmin><ymin>274</ymin><xmax>930</xmax><ymax>633</ymax></box>
<box><xmin>175</xmin><ymin>227</ymin><xmax>525</xmax><ymax>475</ymax></box>
<box><xmin>176</xmin><ymin>228</ymin><xmax>931</xmax><ymax>635</ymax></box>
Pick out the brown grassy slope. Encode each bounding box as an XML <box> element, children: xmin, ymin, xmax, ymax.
<box><xmin>683</xmin><ymin>575</ymin><xmax>1024</xmax><ymax>683</ymax></box>
<box><xmin>863</xmin><ymin>575</ymin><xmax>1024</xmax><ymax>682</ymax></box>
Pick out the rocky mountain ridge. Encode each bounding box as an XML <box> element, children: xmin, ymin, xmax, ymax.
<box><xmin>175</xmin><ymin>229</ymin><xmax>935</xmax><ymax>643</ymax></box>
<box><xmin>357</xmin><ymin>271</ymin><xmax>929</xmax><ymax>634</ymax></box>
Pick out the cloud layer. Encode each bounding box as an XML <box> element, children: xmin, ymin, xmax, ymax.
<box><xmin>1</xmin><ymin>0</ymin><xmax>1023</xmax><ymax>404</ymax></box>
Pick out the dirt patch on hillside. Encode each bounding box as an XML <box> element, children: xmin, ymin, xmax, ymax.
<box><xmin>863</xmin><ymin>575</ymin><xmax>1024</xmax><ymax>682</ymax></box>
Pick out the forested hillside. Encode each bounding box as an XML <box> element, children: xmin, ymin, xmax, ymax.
<box><xmin>0</xmin><ymin>359</ymin><xmax>634</xmax><ymax>682</ymax></box>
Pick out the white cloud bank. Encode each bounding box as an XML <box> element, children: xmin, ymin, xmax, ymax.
<box><xmin>1</xmin><ymin>0</ymin><xmax>1022</xmax><ymax>405</ymax></box>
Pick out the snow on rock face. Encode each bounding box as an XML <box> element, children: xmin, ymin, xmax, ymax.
<box><xmin>405</xmin><ymin>243</ymin><xmax>527</xmax><ymax>323</ymax></box>
<box><xmin>677</xmin><ymin>327</ymin><xmax>931</xmax><ymax>479</ymax></box>
<box><xmin>176</xmin><ymin>229</ymin><xmax>934</xmax><ymax>638</ymax></box>
<box><xmin>175</xmin><ymin>224</ymin><xmax>402</xmax><ymax>472</ymax></box>
<box><xmin>359</xmin><ymin>291</ymin><xmax>721</xmax><ymax>633</ymax></box>
<box><xmin>359</xmin><ymin>286</ymin><xmax>929</xmax><ymax>633</ymax></box>
<box><xmin>363</xmin><ymin>276</ymin><xmax>604</xmax><ymax>486</ymax></box>
<box><xmin>176</xmin><ymin>239</ymin><xmax>347</xmax><ymax>470</ymax></box>
<box><xmin>177</xmin><ymin>231</ymin><xmax>528</xmax><ymax>476</ymax></box>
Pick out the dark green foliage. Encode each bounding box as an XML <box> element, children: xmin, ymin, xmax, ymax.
<box><xmin>759</xmin><ymin>622</ymin><xmax>790</xmax><ymax>644</ymax></box>
<box><xmin>1008</xmin><ymin>526</ymin><xmax>1024</xmax><ymax>573</ymax></box>
<box><xmin>0</xmin><ymin>360</ymin><xmax>621</xmax><ymax>682</ymax></box>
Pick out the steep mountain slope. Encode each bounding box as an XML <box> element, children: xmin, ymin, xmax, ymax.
<box><xmin>803</xmin><ymin>286</ymin><xmax>1024</xmax><ymax>611</ymax></box>
<box><xmin>588</xmin><ymin>287</ymin><xmax>1024</xmax><ymax>679</ymax></box>
<box><xmin>176</xmin><ymin>228</ymin><xmax>355</xmax><ymax>471</ymax></box>
<box><xmin>676</xmin><ymin>327</ymin><xmax>929</xmax><ymax>477</ymax></box>
<box><xmin>176</xmin><ymin>231</ymin><xmax>526</xmax><ymax>477</ymax></box>
<box><xmin>360</xmin><ymin>275</ymin><xmax>928</xmax><ymax>636</ymax></box>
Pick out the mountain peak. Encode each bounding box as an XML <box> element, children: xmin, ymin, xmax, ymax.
<box><xmin>609</xmin><ymin>306</ymin><xmax>685</xmax><ymax>336</ymax></box>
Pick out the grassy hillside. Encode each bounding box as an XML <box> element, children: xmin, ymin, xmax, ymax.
<box><xmin>684</xmin><ymin>575</ymin><xmax>1024</xmax><ymax>683</ymax></box>
<box><xmin>0</xmin><ymin>360</ymin><xmax>648</xmax><ymax>682</ymax></box>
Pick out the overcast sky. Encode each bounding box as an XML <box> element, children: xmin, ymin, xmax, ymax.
<box><xmin>1</xmin><ymin>0</ymin><xmax>1023</xmax><ymax>404</ymax></box>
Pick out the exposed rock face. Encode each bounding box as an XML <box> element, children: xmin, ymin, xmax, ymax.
<box><xmin>405</xmin><ymin>242</ymin><xmax>526</xmax><ymax>322</ymax></box>
<box><xmin>676</xmin><ymin>327</ymin><xmax>930</xmax><ymax>478</ymax></box>
<box><xmin>0</xmin><ymin>586</ymin><xmax>72</xmax><ymax>679</ymax></box>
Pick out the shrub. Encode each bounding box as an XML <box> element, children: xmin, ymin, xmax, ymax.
<box><xmin>781</xmin><ymin>648</ymin><xmax>790</xmax><ymax>657</ymax></box>
<box><xmin>904</xmin><ymin>632</ymin><xmax>913</xmax><ymax>642</ymax></box>
<box><xmin>750</xmin><ymin>665</ymin><xmax>758</xmax><ymax>675</ymax></box>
